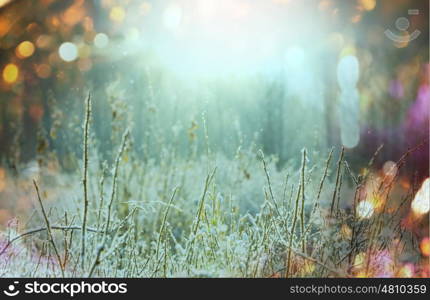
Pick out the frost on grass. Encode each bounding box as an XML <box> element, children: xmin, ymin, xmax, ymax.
<box><xmin>0</xmin><ymin>95</ymin><xmax>428</xmax><ymax>278</ymax></box>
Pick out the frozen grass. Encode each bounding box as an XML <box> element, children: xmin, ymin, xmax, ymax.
<box><xmin>0</xmin><ymin>95</ymin><xmax>427</xmax><ymax>278</ymax></box>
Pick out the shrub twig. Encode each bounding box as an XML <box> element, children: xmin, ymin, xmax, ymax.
<box><xmin>33</xmin><ymin>180</ymin><xmax>65</xmax><ymax>277</ymax></box>
<box><xmin>81</xmin><ymin>92</ymin><xmax>92</xmax><ymax>270</ymax></box>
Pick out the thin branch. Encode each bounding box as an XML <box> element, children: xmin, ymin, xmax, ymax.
<box><xmin>275</xmin><ymin>247</ymin><xmax>348</xmax><ymax>278</ymax></box>
<box><xmin>155</xmin><ymin>187</ymin><xmax>179</xmax><ymax>261</ymax></box>
<box><xmin>33</xmin><ymin>180</ymin><xmax>65</xmax><ymax>277</ymax></box>
<box><xmin>330</xmin><ymin>147</ymin><xmax>344</xmax><ymax>217</ymax></box>
<box><xmin>0</xmin><ymin>225</ymin><xmax>103</xmax><ymax>256</ymax></box>
<box><xmin>300</xmin><ymin>148</ymin><xmax>307</xmax><ymax>253</ymax></box>
<box><xmin>286</xmin><ymin>175</ymin><xmax>303</xmax><ymax>277</ymax></box>
<box><xmin>259</xmin><ymin>150</ymin><xmax>282</xmax><ymax>218</ymax></box>
<box><xmin>81</xmin><ymin>92</ymin><xmax>92</xmax><ymax>270</ymax></box>
<box><xmin>105</xmin><ymin>128</ymin><xmax>130</xmax><ymax>236</ymax></box>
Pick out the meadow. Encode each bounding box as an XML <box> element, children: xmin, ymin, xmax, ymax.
<box><xmin>0</xmin><ymin>93</ymin><xmax>428</xmax><ymax>278</ymax></box>
<box><xmin>0</xmin><ymin>0</ymin><xmax>428</xmax><ymax>279</ymax></box>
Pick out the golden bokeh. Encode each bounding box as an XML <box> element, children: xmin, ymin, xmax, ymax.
<box><xmin>0</xmin><ymin>17</ymin><xmax>12</xmax><ymax>37</ymax></box>
<box><xmin>2</xmin><ymin>63</ymin><xmax>19</xmax><ymax>84</ymax></box>
<box><xmin>359</xmin><ymin>0</ymin><xmax>376</xmax><ymax>11</ymax></box>
<box><xmin>420</xmin><ymin>238</ymin><xmax>430</xmax><ymax>257</ymax></box>
<box><xmin>0</xmin><ymin>0</ymin><xmax>12</xmax><ymax>9</ymax></box>
<box><xmin>16</xmin><ymin>40</ymin><xmax>35</xmax><ymax>59</ymax></box>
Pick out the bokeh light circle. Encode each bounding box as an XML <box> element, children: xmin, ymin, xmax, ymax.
<box><xmin>59</xmin><ymin>42</ymin><xmax>78</xmax><ymax>62</ymax></box>
<box><xmin>2</xmin><ymin>63</ymin><xmax>19</xmax><ymax>84</ymax></box>
<box><xmin>16</xmin><ymin>41</ymin><xmax>35</xmax><ymax>59</ymax></box>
